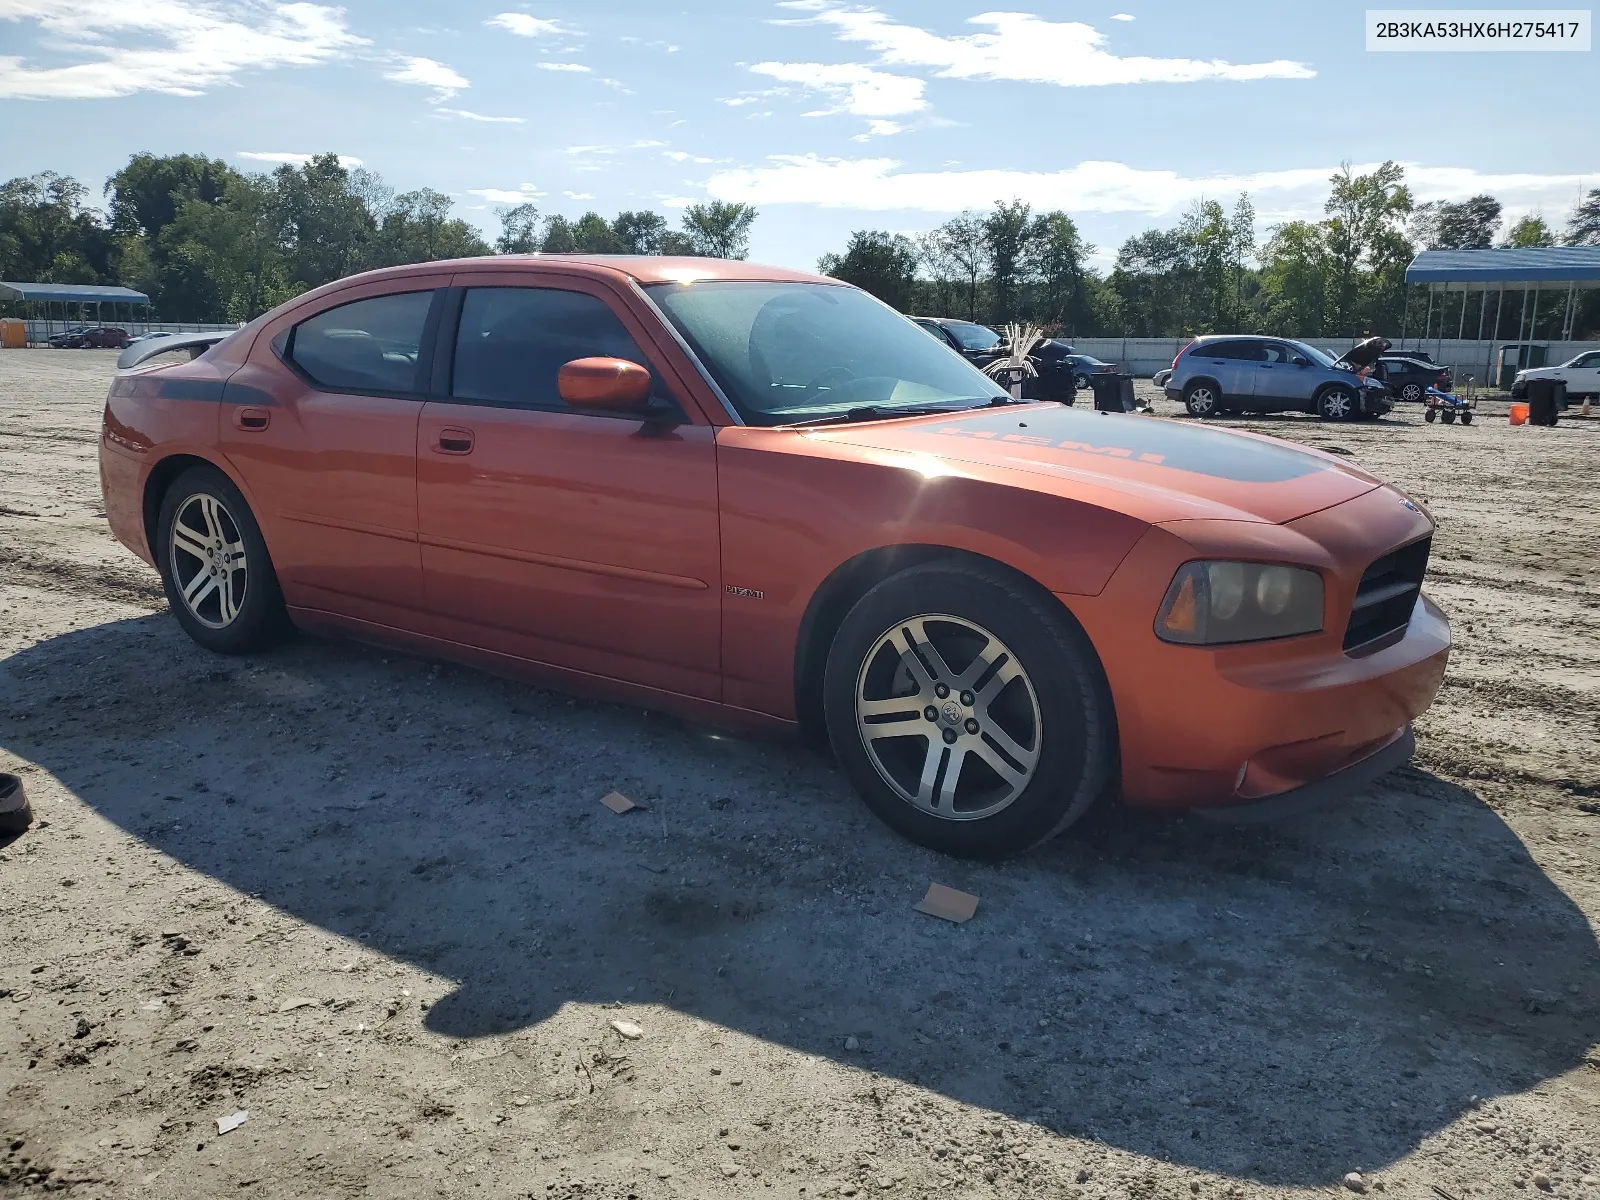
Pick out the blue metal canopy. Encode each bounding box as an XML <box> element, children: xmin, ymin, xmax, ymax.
<box><xmin>0</xmin><ymin>281</ymin><xmax>151</xmax><ymax>304</ymax></box>
<box><xmin>1405</xmin><ymin>247</ymin><xmax>1600</xmax><ymax>288</ymax></box>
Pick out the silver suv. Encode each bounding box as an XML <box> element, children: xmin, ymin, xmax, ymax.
<box><xmin>1165</xmin><ymin>335</ymin><xmax>1393</xmax><ymax>421</ymax></box>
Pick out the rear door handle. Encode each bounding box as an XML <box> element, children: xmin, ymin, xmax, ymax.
<box><xmin>233</xmin><ymin>407</ymin><xmax>270</xmax><ymax>431</ymax></box>
<box><xmin>434</xmin><ymin>427</ymin><xmax>474</xmax><ymax>455</ymax></box>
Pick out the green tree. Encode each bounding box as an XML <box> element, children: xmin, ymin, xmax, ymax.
<box><xmin>1027</xmin><ymin>210</ymin><xmax>1092</xmax><ymax>332</ymax></box>
<box><xmin>1322</xmin><ymin>161</ymin><xmax>1413</xmax><ymax>335</ymax></box>
<box><xmin>929</xmin><ymin>213</ymin><xmax>987</xmax><ymax>320</ymax></box>
<box><xmin>273</xmin><ymin>154</ymin><xmax>376</xmax><ymax>285</ymax></box>
<box><xmin>1568</xmin><ymin>189</ymin><xmax>1600</xmax><ymax>246</ymax></box>
<box><xmin>1411</xmin><ymin>194</ymin><xmax>1501</xmax><ymax>249</ymax></box>
<box><xmin>981</xmin><ymin>199</ymin><xmax>1038</xmax><ymax>324</ymax></box>
<box><xmin>1110</xmin><ymin>227</ymin><xmax>1193</xmax><ymax>336</ymax></box>
<box><xmin>1256</xmin><ymin>220</ymin><xmax>1332</xmax><ymax>337</ymax></box>
<box><xmin>1503</xmin><ymin>214</ymin><xmax>1556</xmax><ymax>248</ymax></box>
<box><xmin>680</xmin><ymin>201</ymin><xmax>757</xmax><ymax>259</ymax></box>
<box><xmin>818</xmin><ymin>230</ymin><xmax>919</xmax><ymax>311</ymax></box>
<box><xmin>571</xmin><ymin>212</ymin><xmax>620</xmax><ymax>253</ymax></box>
<box><xmin>370</xmin><ymin>188</ymin><xmax>490</xmax><ymax>265</ymax></box>
<box><xmin>0</xmin><ymin>172</ymin><xmax>118</xmax><ymax>284</ymax></box>
<box><xmin>612</xmin><ymin>210</ymin><xmax>669</xmax><ymax>254</ymax></box>
<box><xmin>105</xmin><ymin>153</ymin><xmax>237</xmax><ymax>239</ymax></box>
<box><xmin>495</xmin><ymin>203</ymin><xmax>541</xmax><ymax>253</ymax></box>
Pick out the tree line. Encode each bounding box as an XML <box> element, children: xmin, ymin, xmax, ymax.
<box><xmin>4</xmin><ymin>151</ymin><xmax>1597</xmax><ymax>339</ymax></box>
<box><xmin>0</xmin><ymin>152</ymin><xmax>758</xmax><ymax>322</ymax></box>
<box><xmin>819</xmin><ymin>163</ymin><xmax>1600</xmax><ymax>341</ymax></box>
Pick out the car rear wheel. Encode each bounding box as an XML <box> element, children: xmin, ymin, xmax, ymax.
<box><xmin>1400</xmin><ymin>382</ymin><xmax>1423</xmax><ymax>402</ymax></box>
<box><xmin>1183</xmin><ymin>381</ymin><xmax>1220</xmax><ymax>418</ymax></box>
<box><xmin>1074</xmin><ymin>372</ymin><xmax>1091</xmax><ymax>391</ymax></box>
<box><xmin>822</xmin><ymin>561</ymin><xmax>1114</xmax><ymax>859</ymax></box>
<box><xmin>1318</xmin><ymin>386</ymin><xmax>1356</xmax><ymax>421</ymax></box>
<box><xmin>156</xmin><ymin>466</ymin><xmax>287</xmax><ymax>654</ymax></box>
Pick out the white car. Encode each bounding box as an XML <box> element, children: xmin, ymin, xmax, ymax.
<box><xmin>1514</xmin><ymin>350</ymin><xmax>1600</xmax><ymax>399</ymax></box>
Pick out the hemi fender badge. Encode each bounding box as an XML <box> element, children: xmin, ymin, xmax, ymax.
<box><xmin>726</xmin><ymin>585</ymin><xmax>765</xmax><ymax>599</ymax></box>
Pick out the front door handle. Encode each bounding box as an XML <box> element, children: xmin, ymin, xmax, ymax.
<box><xmin>434</xmin><ymin>427</ymin><xmax>474</xmax><ymax>455</ymax></box>
<box><xmin>233</xmin><ymin>407</ymin><xmax>270</xmax><ymax>431</ymax></box>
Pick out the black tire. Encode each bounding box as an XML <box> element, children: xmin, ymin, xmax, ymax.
<box><xmin>1460</xmin><ymin>411</ymin><xmax>1473</xmax><ymax>425</ymax></box>
<box><xmin>0</xmin><ymin>773</ymin><xmax>32</xmax><ymax>836</ymax></box>
<box><xmin>822</xmin><ymin>560</ymin><xmax>1114</xmax><ymax>859</ymax></box>
<box><xmin>1441</xmin><ymin>409</ymin><xmax>1457</xmax><ymax>424</ymax></box>
<box><xmin>155</xmin><ymin>465</ymin><xmax>287</xmax><ymax>654</ymax></box>
<box><xmin>1183</xmin><ymin>380</ymin><xmax>1221</xmax><ymax>418</ymax></box>
<box><xmin>1074</xmin><ymin>373</ymin><xmax>1091</xmax><ymax>391</ymax></box>
<box><xmin>1400</xmin><ymin>382</ymin><xmax>1423</xmax><ymax>403</ymax></box>
<box><xmin>1318</xmin><ymin>385</ymin><xmax>1357</xmax><ymax>421</ymax></box>
<box><xmin>1424</xmin><ymin>408</ymin><xmax>1438</xmax><ymax>423</ymax></box>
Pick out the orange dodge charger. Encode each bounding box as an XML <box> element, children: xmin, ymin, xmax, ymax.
<box><xmin>99</xmin><ymin>256</ymin><xmax>1449</xmax><ymax>858</ymax></box>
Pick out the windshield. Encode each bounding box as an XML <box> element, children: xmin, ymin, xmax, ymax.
<box><xmin>942</xmin><ymin>320</ymin><xmax>1003</xmax><ymax>351</ymax></box>
<box><xmin>646</xmin><ymin>281</ymin><xmax>1005</xmax><ymax>424</ymax></box>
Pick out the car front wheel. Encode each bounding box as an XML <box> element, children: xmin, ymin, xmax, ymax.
<box><xmin>822</xmin><ymin>561</ymin><xmax>1114</xmax><ymax>859</ymax></box>
<box><xmin>1400</xmin><ymin>382</ymin><xmax>1423</xmax><ymax>402</ymax></box>
<box><xmin>156</xmin><ymin>465</ymin><xmax>287</xmax><ymax>654</ymax></box>
<box><xmin>1318</xmin><ymin>386</ymin><xmax>1356</xmax><ymax>421</ymax></box>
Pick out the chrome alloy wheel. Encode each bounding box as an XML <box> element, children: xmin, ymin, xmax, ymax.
<box><xmin>1322</xmin><ymin>388</ymin><xmax>1354</xmax><ymax>419</ymax></box>
<box><xmin>169</xmin><ymin>493</ymin><xmax>249</xmax><ymax>629</ymax></box>
<box><xmin>1186</xmin><ymin>385</ymin><xmax>1217</xmax><ymax>415</ymax></box>
<box><xmin>854</xmin><ymin>614</ymin><xmax>1042</xmax><ymax>821</ymax></box>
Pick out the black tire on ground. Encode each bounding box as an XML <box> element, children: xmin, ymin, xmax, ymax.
<box><xmin>0</xmin><ymin>773</ymin><xmax>32</xmax><ymax>836</ymax></box>
<box><xmin>1441</xmin><ymin>409</ymin><xmax>1457</xmax><ymax>424</ymax></box>
<box><xmin>155</xmin><ymin>465</ymin><xmax>288</xmax><ymax>654</ymax></box>
<box><xmin>1460</xmin><ymin>411</ymin><xmax>1473</xmax><ymax>425</ymax></box>
<box><xmin>1074</xmin><ymin>373</ymin><xmax>1091</xmax><ymax>391</ymax></box>
<box><xmin>1424</xmin><ymin>407</ymin><xmax>1438</xmax><ymax>422</ymax></box>
<box><xmin>1318</xmin><ymin>385</ymin><xmax>1357</xmax><ymax>421</ymax></box>
<box><xmin>1400</xmin><ymin>382</ymin><xmax>1423</xmax><ymax>402</ymax></box>
<box><xmin>1183</xmin><ymin>380</ymin><xmax>1221</xmax><ymax>418</ymax></box>
<box><xmin>822</xmin><ymin>560</ymin><xmax>1115</xmax><ymax>859</ymax></box>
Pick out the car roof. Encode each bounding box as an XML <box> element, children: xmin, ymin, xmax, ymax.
<box><xmin>327</xmin><ymin>254</ymin><xmax>838</xmax><ymax>287</ymax></box>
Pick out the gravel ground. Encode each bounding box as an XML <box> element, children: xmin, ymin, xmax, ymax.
<box><xmin>1</xmin><ymin>349</ymin><xmax>1597</xmax><ymax>1200</ymax></box>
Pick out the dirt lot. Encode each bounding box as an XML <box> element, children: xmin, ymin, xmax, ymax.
<box><xmin>2</xmin><ymin>349</ymin><xmax>1597</xmax><ymax>1200</ymax></box>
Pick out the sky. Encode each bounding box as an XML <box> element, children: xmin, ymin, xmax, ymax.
<box><xmin>1</xmin><ymin>0</ymin><xmax>1597</xmax><ymax>270</ymax></box>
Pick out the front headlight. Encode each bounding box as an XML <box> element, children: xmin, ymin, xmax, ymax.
<box><xmin>1156</xmin><ymin>561</ymin><xmax>1324</xmax><ymax>645</ymax></box>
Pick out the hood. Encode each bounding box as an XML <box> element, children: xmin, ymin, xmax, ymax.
<box><xmin>1336</xmin><ymin>336</ymin><xmax>1393</xmax><ymax>370</ymax></box>
<box><xmin>808</xmin><ymin>404</ymin><xmax>1383</xmax><ymax>526</ymax></box>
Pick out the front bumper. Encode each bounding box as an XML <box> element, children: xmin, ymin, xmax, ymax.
<box><xmin>1062</xmin><ymin>486</ymin><xmax>1448</xmax><ymax>812</ymax></box>
<box><xmin>1189</xmin><ymin>726</ymin><xmax>1413</xmax><ymax>823</ymax></box>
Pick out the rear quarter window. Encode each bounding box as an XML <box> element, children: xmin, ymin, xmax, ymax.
<box><xmin>288</xmin><ymin>291</ymin><xmax>436</xmax><ymax>393</ymax></box>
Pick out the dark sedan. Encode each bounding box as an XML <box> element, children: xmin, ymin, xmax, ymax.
<box><xmin>911</xmin><ymin>317</ymin><xmax>1091</xmax><ymax>402</ymax></box>
<box><xmin>1373</xmin><ymin>355</ymin><xmax>1451</xmax><ymax>402</ymax></box>
<box><xmin>48</xmin><ymin>325</ymin><xmax>130</xmax><ymax>349</ymax></box>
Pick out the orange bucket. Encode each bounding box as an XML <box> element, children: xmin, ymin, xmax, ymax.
<box><xmin>1509</xmin><ymin>402</ymin><xmax>1529</xmax><ymax>425</ymax></box>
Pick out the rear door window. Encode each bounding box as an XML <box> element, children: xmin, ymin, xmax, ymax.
<box><xmin>289</xmin><ymin>291</ymin><xmax>436</xmax><ymax>393</ymax></box>
<box><xmin>450</xmin><ymin>286</ymin><xmax>679</xmax><ymax>415</ymax></box>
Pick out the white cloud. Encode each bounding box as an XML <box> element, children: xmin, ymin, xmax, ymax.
<box><xmin>749</xmin><ymin>61</ymin><xmax>926</xmax><ymax>117</ymax></box>
<box><xmin>0</xmin><ymin>0</ymin><xmax>366</xmax><ymax>100</ymax></box>
<box><xmin>563</xmin><ymin>190</ymin><xmax>596</xmax><ymax>199</ymax></box>
<box><xmin>702</xmin><ymin>155</ymin><xmax>1597</xmax><ymax>222</ymax></box>
<box><xmin>665</xmin><ymin>150</ymin><xmax>715</xmax><ymax>164</ymax></box>
<box><xmin>238</xmin><ymin>151</ymin><xmax>363</xmax><ymax>167</ymax></box>
<box><xmin>466</xmin><ymin>183</ymin><xmax>545</xmax><ymax>203</ymax></box>
<box><xmin>1110</xmin><ymin>12</ymin><xmax>1135</xmax><ymax>20</ymax></box>
<box><xmin>792</xmin><ymin>5</ymin><xmax>1314</xmax><ymax>87</ymax></box>
<box><xmin>436</xmin><ymin>107</ymin><xmax>526</xmax><ymax>123</ymax></box>
<box><xmin>385</xmin><ymin>55</ymin><xmax>468</xmax><ymax>94</ymax></box>
<box><xmin>537</xmin><ymin>61</ymin><xmax>591</xmax><ymax>73</ymax></box>
<box><xmin>485</xmin><ymin>12</ymin><xmax>566</xmax><ymax>36</ymax></box>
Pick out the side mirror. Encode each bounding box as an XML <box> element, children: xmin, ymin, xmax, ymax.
<box><xmin>1291</xmin><ymin>356</ymin><xmax>1310</xmax><ymax>367</ymax></box>
<box><xmin>557</xmin><ymin>356</ymin><xmax>652</xmax><ymax>413</ymax></box>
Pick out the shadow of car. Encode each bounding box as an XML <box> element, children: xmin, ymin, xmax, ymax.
<box><xmin>7</xmin><ymin>613</ymin><xmax>1596</xmax><ymax>1190</ymax></box>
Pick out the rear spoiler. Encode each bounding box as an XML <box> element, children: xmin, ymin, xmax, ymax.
<box><xmin>117</xmin><ymin>331</ymin><xmax>234</xmax><ymax>371</ymax></box>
